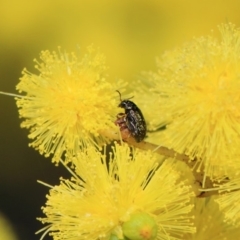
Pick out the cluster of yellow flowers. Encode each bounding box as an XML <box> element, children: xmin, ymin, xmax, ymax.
<box><xmin>2</xmin><ymin>23</ymin><xmax>240</xmax><ymax>239</ymax></box>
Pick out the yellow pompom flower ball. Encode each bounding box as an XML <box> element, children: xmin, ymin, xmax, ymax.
<box><xmin>37</xmin><ymin>143</ymin><xmax>195</xmax><ymax>240</ymax></box>
<box><xmin>148</xmin><ymin>23</ymin><xmax>240</xmax><ymax>180</ymax></box>
<box><xmin>16</xmin><ymin>46</ymin><xmax>123</xmax><ymax>163</ymax></box>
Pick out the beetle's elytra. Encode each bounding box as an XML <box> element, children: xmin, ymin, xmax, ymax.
<box><xmin>115</xmin><ymin>90</ymin><xmax>147</xmax><ymax>142</ymax></box>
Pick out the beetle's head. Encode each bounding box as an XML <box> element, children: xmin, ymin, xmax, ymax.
<box><xmin>118</xmin><ymin>100</ymin><xmax>133</xmax><ymax>109</ymax></box>
<box><xmin>116</xmin><ymin>90</ymin><xmax>134</xmax><ymax>109</ymax></box>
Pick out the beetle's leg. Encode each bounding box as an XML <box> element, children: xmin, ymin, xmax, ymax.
<box><xmin>115</xmin><ymin>113</ymin><xmax>127</xmax><ymax>129</ymax></box>
<box><xmin>115</xmin><ymin>114</ymin><xmax>131</xmax><ymax>140</ymax></box>
<box><xmin>116</xmin><ymin>112</ymin><xmax>125</xmax><ymax>119</ymax></box>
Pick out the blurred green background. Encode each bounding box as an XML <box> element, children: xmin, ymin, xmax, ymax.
<box><xmin>0</xmin><ymin>1</ymin><xmax>240</xmax><ymax>239</ymax></box>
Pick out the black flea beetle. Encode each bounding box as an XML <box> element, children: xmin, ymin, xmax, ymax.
<box><xmin>115</xmin><ymin>90</ymin><xmax>147</xmax><ymax>142</ymax></box>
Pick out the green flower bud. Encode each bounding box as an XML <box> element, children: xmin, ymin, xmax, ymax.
<box><xmin>122</xmin><ymin>212</ymin><xmax>158</xmax><ymax>240</ymax></box>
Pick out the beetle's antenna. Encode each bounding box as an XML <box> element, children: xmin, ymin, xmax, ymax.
<box><xmin>116</xmin><ymin>90</ymin><xmax>122</xmax><ymax>102</ymax></box>
<box><xmin>128</xmin><ymin>95</ymin><xmax>134</xmax><ymax>100</ymax></box>
<box><xmin>116</xmin><ymin>90</ymin><xmax>134</xmax><ymax>101</ymax></box>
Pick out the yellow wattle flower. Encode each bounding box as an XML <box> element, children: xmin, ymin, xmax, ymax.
<box><xmin>16</xmin><ymin>47</ymin><xmax>122</xmax><ymax>163</ymax></box>
<box><xmin>148</xmin><ymin>23</ymin><xmax>240</xmax><ymax>180</ymax></box>
<box><xmin>37</xmin><ymin>143</ymin><xmax>195</xmax><ymax>240</ymax></box>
